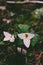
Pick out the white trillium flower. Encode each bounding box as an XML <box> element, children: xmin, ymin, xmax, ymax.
<box><xmin>18</xmin><ymin>33</ymin><xmax>35</xmax><ymax>48</ymax></box>
<box><xmin>3</xmin><ymin>32</ymin><xmax>15</xmax><ymax>42</ymax></box>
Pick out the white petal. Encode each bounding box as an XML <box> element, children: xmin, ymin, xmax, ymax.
<box><xmin>10</xmin><ymin>38</ymin><xmax>15</xmax><ymax>42</ymax></box>
<box><xmin>18</xmin><ymin>33</ymin><xmax>35</xmax><ymax>40</ymax></box>
<box><xmin>28</xmin><ymin>33</ymin><xmax>35</xmax><ymax>39</ymax></box>
<box><xmin>23</xmin><ymin>39</ymin><xmax>30</xmax><ymax>48</ymax></box>
<box><xmin>3</xmin><ymin>37</ymin><xmax>9</xmax><ymax>41</ymax></box>
<box><xmin>10</xmin><ymin>39</ymin><xmax>15</xmax><ymax>42</ymax></box>
<box><xmin>3</xmin><ymin>31</ymin><xmax>11</xmax><ymax>38</ymax></box>
<box><xmin>10</xmin><ymin>35</ymin><xmax>15</xmax><ymax>42</ymax></box>
<box><xmin>18</xmin><ymin>33</ymin><xmax>25</xmax><ymax>39</ymax></box>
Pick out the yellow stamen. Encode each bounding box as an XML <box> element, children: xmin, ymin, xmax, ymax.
<box><xmin>25</xmin><ymin>34</ymin><xmax>28</xmax><ymax>38</ymax></box>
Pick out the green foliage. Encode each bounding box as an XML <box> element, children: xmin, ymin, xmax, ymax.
<box><xmin>16</xmin><ymin>38</ymin><xmax>23</xmax><ymax>46</ymax></box>
<box><xmin>0</xmin><ymin>41</ymin><xmax>5</xmax><ymax>45</ymax></box>
<box><xmin>31</xmin><ymin>34</ymin><xmax>41</xmax><ymax>47</ymax></box>
<box><xmin>16</xmin><ymin>15</ymin><xmax>25</xmax><ymax>23</ymax></box>
<box><xmin>0</xmin><ymin>23</ymin><xmax>41</xmax><ymax>47</ymax></box>
<box><xmin>28</xmin><ymin>52</ymin><xmax>33</xmax><ymax>57</ymax></box>
<box><xmin>27</xmin><ymin>62</ymin><xmax>33</xmax><ymax>65</ymax></box>
<box><xmin>17</xmin><ymin>24</ymin><xmax>30</xmax><ymax>33</ymax></box>
<box><xmin>0</xmin><ymin>2</ymin><xmax>43</xmax><ymax>65</ymax></box>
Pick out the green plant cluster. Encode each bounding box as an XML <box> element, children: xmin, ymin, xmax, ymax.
<box><xmin>0</xmin><ymin>2</ymin><xmax>43</xmax><ymax>65</ymax></box>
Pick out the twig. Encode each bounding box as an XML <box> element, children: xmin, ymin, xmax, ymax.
<box><xmin>29</xmin><ymin>1</ymin><xmax>43</xmax><ymax>4</ymax></box>
<box><xmin>6</xmin><ymin>1</ymin><xmax>43</xmax><ymax>4</ymax></box>
<box><xmin>33</xmin><ymin>51</ymin><xmax>43</xmax><ymax>61</ymax></box>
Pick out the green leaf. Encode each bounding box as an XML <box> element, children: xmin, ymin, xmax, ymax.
<box><xmin>27</xmin><ymin>62</ymin><xmax>33</xmax><ymax>65</ymax></box>
<box><xmin>16</xmin><ymin>15</ymin><xmax>26</xmax><ymax>23</ymax></box>
<box><xmin>28</xmin><ymin>53</ymin><xmax>33</xmax><ymax>57</ymax></box>
<box><xmin>14</xmin><ymin>32</ymin><xmax>18</xmax><ymax>38</ymax></box>
<box><xmin>31</xmin><ymin>34</ymin><xmax>40</xmax><ymax>47</ymax></box>
<box><xmin>16</xmin><ymin>39</ymin><xmax>23</xmax><ymax>46</ymax></box>
<box><xmin>18</xmin><ymin>24</ymin><xmax>30</xmax><ymax>33</ymax></box>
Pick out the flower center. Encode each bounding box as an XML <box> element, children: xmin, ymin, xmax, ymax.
<box><xmin>25</xmin><ymin>34</ymin><xmax>28</xmax><ymax>38</ymax></box>
<box><xmin>10</xmin><ymin>35</ymin><xmax>12</xmax><ymax>38</ymax></box>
